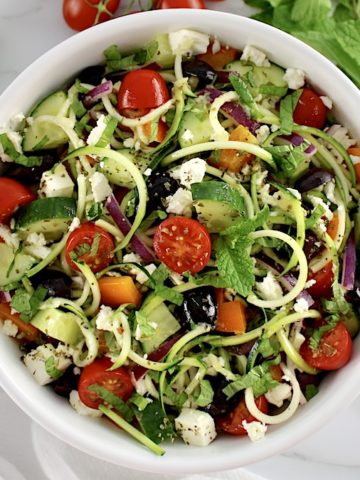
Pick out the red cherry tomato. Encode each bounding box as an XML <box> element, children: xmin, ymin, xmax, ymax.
<box><xmin>78</xmin><ymin>358</ymin><xmax>134</xmax><ymax>409</ymax></box>
<box><xmin>62</xmin><ymin>0</ymin><xmax>120</xmax><ymax>32</ymax></box>
<box><xmin>154</xmin><ymin>0</ymin><xmax>205</xmax><ymax>7</ymax></box>
<box><xmin>65</xmin><ymin>223</ymin><xmax>115</xmax><ymax>272</ymax></box>
<box><xmin>293</xmin><ymin>87</ymin><xmax>327</xmax><ymax>129</ymax></box>
<box><xmin>0</xmin><ymin>178</ymin><xmax>35</xmax><ymax>224</ymax></box>
<box><xmin>217</xmin><ymin>396</ymin><xmax>268</xmax><ymax>435</ymax></box>
<box><xmin>153</xmin><ymin>217</ymin><xmax>212</xmax><ymax>274</ymax></box>
<box><xmin>307</xmin><ymin>262</ymin><xmax>334</xmax><ymax>298</ymax></box>
<box><xmin>117</xmin><ymin>70</ymin><xmax>170</xmax><ymax>112</ymax></box>
<box><xmin>300</xmin><ymin>321</ymin><xmax>352</xmax><ymax>370</ymax></box>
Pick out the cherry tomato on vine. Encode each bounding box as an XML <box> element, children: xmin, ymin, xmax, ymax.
<box><xmin>300</xmin><ymin>321</ymin><xmax>352</xmax><ymax>370</ymax></box>
<box><xmin>117</xmin><ymin>69</ymin><xmax>170</xmax><ymax>114</ymax></box>
<box><xmin>63</xmin><ymin>0</ymin><xmax>120</xmax><ymax>32</ymax></box>
<box><xmin>154</xmin><ymin>0</ymin><xmax>205</xmax><ymax>8</ymax></box>
<box><xmin>293</xmin><ymin>87</ymin><xmax>328</xmax><ymax>129</ymax></box>
<box><xmin>78</xmin><ymin>358</ymin><xmax>134</xmax><ymax>409</ymax></box>
<box><xmin>0</xmin><ymin>178</ymin><xmax>35</xmax><ymax>224</ymax></box>
<box><xmin>153</xmin><ymin>217</ymin><xmax>212</xmax><ymax>274</ymax></box>
<box><xmin>65</xmin><ymin>223</ymin><xmax>115</xmax><ymax>272</ymax></box>
<box><xmin>217</xmin><ymin>396</ymin><xmax>268</xmax><ymax>435</ymax></box>
<box><xmin>307</xmin><ymin>262</ymin><xmax>334</xmax><ymax>298</ymax></box>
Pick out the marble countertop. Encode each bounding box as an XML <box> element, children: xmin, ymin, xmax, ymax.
<box><xmin>0</xmin><ymin>1</ymin><xmax>359</xmax><ymax>479</ymax></box>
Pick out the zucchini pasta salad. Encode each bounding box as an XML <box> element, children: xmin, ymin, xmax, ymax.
<box><xmin>0</xmin><ymin>29</ymin><xmax>359</xmax><ymax>454</ymax></box>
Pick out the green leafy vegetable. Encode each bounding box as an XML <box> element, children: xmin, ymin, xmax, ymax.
<box><xmin>147</xmin><ymin>265</ymin><xmax>184</xmax><ymax>306</ymax></box>
<box><xmin>10</xmin><ymin>286</ymin><xmax>48</xmax><ymax>322</ymax></box>
<box><xmin>266</xmin><ymin>142</ymin><xmax>309</xmax><ymax>177</ymax></box>
<box><xmin>135</xmin><ymin>311</ymin><xmax>157</xmax><ymax>339</ymax></box>
<box><xmin>88</xmin><ymin>384</ymin><xmax>134</xmax><ymax>422</ymax></box>
<box><xmin>0</xmin><ymin>133</ymin><xmax>42</xmax><ymax>167</ymax></box>
<box><xmin>133</xmin><ymin>399</ymin><xmax>175</xmax><ymax>444</ymax></box>
<box><xmin>129</xmin><ymin>393</ymin><xmax>153</xmax><ymax>412</ymax></box>
<box><xmin>229</xmin><ymin>74</ymin><xmax>260</xmax><ymax>119</ymax></box>
<box><xmin>279</xmin><ymin>90</ymin><xmax>302</xmax><ymax>134</ymax></box>
<box><xmin>305</xmin><ymin>384</ymin><xmax>319</xmax><ymax>401</ymax></box>
<box><xmin>195</xmin><ymin>379</ymin><xmax>214</xmax><ymax>407</ymax></box>
<box><xmin>86</xmin><ymin>202</ymin><xmax>104</xmax><ymax>221</ymax></box>
<box><xmin>103</xmin><ymin>45</ymin><xmax>123</xmax><ymax>72</ymax></box>
<box><xmin>45</xmin><ymin>356</ymin><xmax>63</xmax><ymax>380</ymax></box>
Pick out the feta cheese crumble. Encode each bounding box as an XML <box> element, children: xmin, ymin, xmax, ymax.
<box><xmin>173</xmin><ymin>157</ymin><xmax>207</xmax><ymax>189</ymax></box>
<box><xmin>23</xmin><ymin>344</ymin><xmax>72</xmax><ymax>386</ymax></box>
<box><xmin>39</xmin><ymin>163</ymin><xmax>74</xmax><ymax>198</ymax></box>
<box><xmin>24</xmin><ymin>232</ymin><xmax>51</xmax><ymax>260</ymax></box>
<box><xmin>86</xmin><ymin>114</ymin><xmax>107</xmax><ymax>146</ymax></box>
<box><xmin>69</xmin><ymin>390</ymin><xmax>103</xmax><ymax>417</ymax></box>
<box><xmin>255</xmin><ymin>125</ymin><xmax>270</xmax><ymax>144</ymax></box>
<box><xmin>256</xmin><ymin>272</ymin><xmax>283</xmax><ymax>301</ymax></box>
<box><xmin>283</xmin><ymin>68</ymin><xmax>305</xmax><ymax>90</ymax></box>
<box><xmin>175</xmin><ymin>408</ymin><xmax>217</xmax><ymax>447</ymax></box>
<box><xmin>265</xmin><ymin>383</ymin><xmax>292</xmax><ymax>408</ymax></box>
<box><xmin>241</xmin><ymin>45</ymin><xmax>270</xmax><ymax>67</ymax></box>
<box><xmin>241</xmin><ymin>420</ymin><xmax>267</xmax><ymax>442</ymax></box>
<box><xmin>293</xmin><ymin>297</ymin><xmax>311</xmax><ymax>313</ymax></box>
<box><xmin>2</xmin><ymin>319</ymin><xmax>18</xmax><ymax>337</ymax></box>
<box><xmin>166</xmin><ymin>188</ymin><xmax>193</xmax><ymax>217</ymax></box>
<box><xmin>69</xmin><ymin>217</ymin><xmax>81</xmax><ymax>233</ymax></box>
<box><xmin>320</xmin><ymin>96</ymin><xmax>333</xmax><ymax>109</ymax></box>
<box><xmin>169</xmin><ymin>29</ymin><xmax>210</xmax><ymax>57</ymax></box>
<box><xmin>96</xmin><ymin>305</ymin><xmax>114</xmax><ymax>331</ymax></box>
<box><xmin>89</xmin><ymin>172</ymin><xmax>112</xmax><ymax>202</ymax></box>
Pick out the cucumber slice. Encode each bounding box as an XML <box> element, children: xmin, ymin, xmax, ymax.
<box><xmin>178</xmin><ymin>110</ymin><xmax>213</xmax><ymax>148</ymax></box>
<box><xmin>147</xmin><ymin>33</ymin><xmax>175</xmax><ymax>69</ymax></box>
<box><xmin>99</xmin><ymin>149</ymin><xmax>151</xmax><ymax>188</ymax></box>
<box><xmin>23</xmin><ymin>91</ymin><xmax>69</xmax><ymax>152</ymax></box>
<box><xmin>140</xmin><ymin>303</ymin><xmax>181</xmax><ymax>354</ymax></box>
<box><xmin>0</xmin><ymin>244</ymin><xmax>35</xmax><ymax>287</ymax></box>
<box><xmin>16</xmin><ymin>197</ymin><xmax>76</xmax><ymax>241</ymax></box>
<box><xmin>195</xmin><ymin>199</ymin><xmax>240</xmax><ymax>233</ymax></box>
<box><xmin>225</xmin><ymin>61</ymin><xmax>287</xmax><ymax>88</ymax></box>
<box><xmin>31</xmin><ymin>308</ymin><xmax>83</xmax><ymax>346</ymax></box>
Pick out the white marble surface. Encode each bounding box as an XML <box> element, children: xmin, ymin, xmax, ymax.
<box><xmin>0</xmin><ymin>1</ymin><xmax>360</xmax><ymax>479</ymax></box>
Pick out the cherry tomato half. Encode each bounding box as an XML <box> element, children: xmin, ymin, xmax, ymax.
<box><xmin>0</xmin><ymin>178</ymin><xmax>35</xmax><ymax>224</ymax></box>
<box><xmin>153</xmin><ymin>217</ymin><xmax>212</xmax><ymax>274</ymax></box>
<box><xmin>154</xmin><ymin>0</ymin><xmax>205</xmax><ymax>7</ymax></box>
<box><xmin>63</xmin><ymin>0</ymin><xmax>120</xmax><ymax>32</ymax></box>
<box><xmin>217</xmin><ymin>395</ymin><xmax>268</xmax><ymax>435</ymax></box>
<box><xmin>307</xmin><ymin>262</ymin><xmax>334</xmax><ymax>298</ymax></box>
<box><xmin>117</xmin><ymin>70</ymin><xmax>170</xmax><ymax>112</ymax></box>
<box><xmin>293</xmin><ymin>87</ymin><xmax>327</xmax><ymax>129</ymax></box>
<box><xmin>78</xmin><ymin>358</ymin><xmax>134</xmax><ymax>409</ymax></box>
<box><xmin>300</xmin><ymin>321</ymin><xmax>352</xmax><ymax>370</ymax></box>
<box><xmin>65</xmin><ymin>223</ymin><xmax>115</xmax><ymax>273</ymax></box>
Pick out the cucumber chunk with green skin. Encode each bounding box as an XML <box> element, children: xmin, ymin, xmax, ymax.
<box><xmin>0</xmin><ymin>244</ymin><xmax>36</xmax><ymax>287</ymax></box>
<box><xmin>147</xmin><ymin>33</ymin><xmax>175</xmax><ymax>69</ymax></box>
<box><xmin>99</xmin><ymin>149</ymin><xmax>151</xmax><ymax>188</ymax></box>
<box><xmin>195</xmin><ymin>199</ymin><xmax>240</xmax><ymax>233</ymax></box>
<box><xmin>31</xmin><ymin>308</ymin><xmax>83</xmax><ymax>346</ymax></box>
<box><xmin>16</xmin><ymin>197</ymin><xmax>76</xmax><ymax>241</ymax></box>
<box><xmin>225</xmin><ymin>61</ymin><xmax>287</xmax><ymax>88</ymax></box>
<box><xmin>178</xmin><ymin>110</ymin><xmax>213</xmax><ymax>148</ymax></box>
<box><xmin>23</xmin><ymin>91</ymin><xmax>69</xmax><ymax>152</ymax></box>
<box><xmin>140</xmin><ymin>303</ymin><xmax>181</xmax><ymax>354</ymax></box>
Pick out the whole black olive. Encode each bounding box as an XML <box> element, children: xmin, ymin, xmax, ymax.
<box><xmin>105</xmin><ymin>70</ymin><xmax>130</xmax><ymax>83</ymax></box>
<box><xmin>6</xmin><ymin>153</ymin><xmax>57</xmax><ymax>185</ymax></box>
<box><xmin>146</xmin><ymin>171</ymin><xmax>178</xmax><ymax>211</ymax></box>
<box><xmin>32</xmin><ymin>269</ymin><xmax>72</xmax><ymax>299</ymax></box>
<box><xmin>78</xmin><ymin>65</ymin><xmax>106</xmax><ymax>86</ymax></box>
<box><xmin>303</xmin><ymin>231</ymin><xmax>322</xmax><ymax>261</ymax></box>
<box><xmin>295</xmin><ymin>168</ymin><xmax>334</xmax><ymax>193</ymax></box>
<box><xmin>175</xmin><ymin>286</ymin><xmax>217</xmax><ymax>330</ymax></box>
<box><xmin>182</xmin><ymin>60</ymin><xmax>216</xmax><ymax>88</ymax></box>
<box><xmin>203</xmin><ymin>376</ymin><xmax>240</xmax><ymax>417</ymax></box>
<box><xmin>0</xmin><ymin>160</ymin><xmax>10</xmax><ymax>176</ymax></box>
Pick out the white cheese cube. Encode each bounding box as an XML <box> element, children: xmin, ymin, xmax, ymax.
<box><xmin>23</xmin><ymin>344</ymin><xmax>72</xmax><ymax>386</ymax></box>
<box><xmin>39</xmin><ymin>163</ymin><xmax>74</xmax><ymax>198</ymax></box>
<box><xmin>175</xmin><ymin>408</ymin><xmax>217</xmax><ymax>447</ymax></box>
<box><xmin>69</xmin><ymin>390</ymin><xmax>102</xmax><ymax>417</ymax></box>
<box><xmin>177</xmin><ymin>158</ymin><xmax>207</xmax><ymax>189</ymax></box>
<box><xmin>89</xmin><ymin>172</ymin><xmax>112</xmax><ymax>202</ymax></box>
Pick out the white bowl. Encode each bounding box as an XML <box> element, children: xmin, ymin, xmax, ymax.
<box><xmin>1</xmin><ymin>9</ymin><xmax>360</xmax><ymax>475</ymax></box>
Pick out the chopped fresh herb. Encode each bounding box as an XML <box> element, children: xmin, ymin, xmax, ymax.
<box><xmin>139</xmin><ymin>210</ymin><xmax>167</xmax><ymax>231</ymax></box>
<box><xmin>305</xmin><ymin>384</ymin><xmax>319</xmax><ymax>401</ymax></box>
<box><xmin>74</xmin><ymin>78</ymin><xmax>90</xmax><ymax>94</ymax></box>
<box><xmin>279</xmin><ymin>90</ymin><xmax>302</xmax><ymax>134</ymax></box>
<box><xmin>135</xmin><ymin>311</ymin><xmax>157</xmax><ymax>339</ymax></box>
<box><xmin>89</xmin><ymin>233</ymin><xmax>101</xmax><ymax>258</ymax></box>
<box><xmin>147</xmin><ymin>265</ymin><xmax>184</xmax><ymax>306</ymax></box>
<box><xmin>103</xmin><ymin>45</ymin><xmax>123</xmax><ymax>72</ymax></box>
<box><xmin>259</xmin><ymin>84</ymin><xmax>288</xmax><ymax>96</ymax></box>
<box><xmin>10</xmin><ymin>286</ymin><xmax>48</xmax><ymax>322</ymax></box>
<box><xmin>305</xmin><ymin>203</ymin><xmax>326</xmax><ymax>229</ymax></box>
<box><xmin>133</xmin><ymin>399</ymin><xmax>175</xmax><ymax>444</ymax></box>
<box><xmin>88</xmin><ymin>384</ymin><xmax>134</xmax><ymax>422</ymax></box>
<box><xmin>266</xmin><ymin>142</ymin><xmax>308</xmax><ymax>177</ymax></box>
<box><xmin>164</xmin><ymin>385</ymin><xmax>188</xmax><ymax>409</ymax></box>
<box><xmin>195</xmin><ymin>379</ymin><xmax>214</xmax><ymax>407</ymax></box>
<box><xmin>129</xmin><ymin>393</ymin><xmax>153</xmax><ymax>412</ymax></box>
<box><xmin>71</xmin><ymin>97</ymin><xmax>87</xmax><ymax>118</ymax></box>
<box><xmin>96</xmin><ymin>116</ymin><xmax>118</xmax><ymax>148</ymax></box>
<box><xmin>86</xmin><ymin>202</ymin><xmax>103</xmax><ymax>221</ymax></box>
<box><xmin>229</xmin><ymin>74</ymin><xmax>260</xmax><ymax>119</ymax></box>
<box><xmin>309</xmin><ymin>315</ymin><xmax>339</xmax><ymax>351</ymax></box>
<box><xmin>45</xmin><ymin>356</ymin><xmax>63</xmax><ymax>380</ymax></box>
<box><xmin>0</xmin><ymin>133</ymin><xmax>42</xmax><ymax>167</ymax></box>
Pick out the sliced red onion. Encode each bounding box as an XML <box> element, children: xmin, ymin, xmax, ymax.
<box><xmin>296</xmin><ymin>168</ymin><xmax>334</xmax><ymax>193</ymax></box>
<box><xmin>341</xmin><ymin>232</ymin><xmax>356</xmax><ymax>291</ymax></box>
<box><xmin>282</xmin><ymin>133</ymin><xmax>304</xmax><ymax>147</ymax></box>
<box><xmin>132</xmin><ymin>335</ymin><xmax>182</xmax><ymax>380</ymax></box>
<box><xmin>0</xmin><ymin>290</ymin><xmax>11</xmax><ymax>303</ymax></box>
<box><xmin>296</xmin><ymin>289</ymin><xmax>315</xmax><ymax>309</ymax></box>
<box><xmin>83</xmin><ymin>80</ymin><xmax>113</xmax><ymax>108</ymax></box>
<box><xmin>304</xmin><ymin>143</ymin><xmax>317</xmax><ymax>156</ymax></box>
<box><xmin>202</xmin><ymin>87</ymin><xmax>260</xmax><ymax>133</ymax></box>
<box><xmin>105</xmin><ymin>194</ymin><xmax>155</xmax><ymax>263</ymax></box>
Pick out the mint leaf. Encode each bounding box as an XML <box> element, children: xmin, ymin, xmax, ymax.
<box><xmin>229</xmin><ymin>74</ymin><xmax>260</xmax><ymax>119</ymax></box>
<box><xmin>0</xmin><ymin>133</ymin><xmax>42</xmax><ymax>167</ymax></box>
<box><xmin>133</xmin><ymin>400</ymin><xmax>175</xmax><ymax>444</ymax></box>
<box><xmin>266</xmin><ymin>142</ymin><xmax>308</xmax><ymax>176</ymax></box>
<box><xmin>309</xmin><ymin>315</ymin><xmax>339</xmax><ymax>351</ymax></box>
<box><xmin>279</xmin><ymin>90</ymin><xmax>302</xmax><ymax>134</ymax></box>
<box><xmin>147</xmin><ymin>264</ymin><xmax>184</xmax><ymax>306</ymax></box>
<box><xmin>305</xmin><ymin>384</ymin><xmax>319</xmax><ymax>401</ymax></box>
<box><xmin>164</xmin><ymin>385</ymin><xmax>188</xmax><ymax>409</ymax></box>
<box><xmin>45</xmin><ymin>356</ymin><xmax>63</xmax><ymax>380</ymax></box>
<box><xmin>88</xmin><ymin>384</ymin><xmax>134</xmax><ymax>422</ymax></box>
<box><xmin>139</xmin><ymin>210</ymin><xmax>167</xmax><ymax>231</ymax></box>
<box><xmin>86</xmin><ymin>202</ymin><xmax>103</xmax><ymax>221</ymax></box>
<box><xmin>10</xmin><ymin>286</ymin><xmax>48</xmax><ymax>322</ymax></box>
<box><xmin>223</xmin><ymin>358</ymin><xmax>281</xmax><ymax>398</ymax></box>
<box><xmin>291</xmin><ymin>0</ymin><xmax>332</xmax><ymax>29</ymax></box>
<box><xmin>195</xmin><ymin>379</ymin><xmax>214</xmax><ymax>407</ymax></box>
<box><xmin>222</xmin><ymin>205</ymin><xmax>269</xmax><ymax>238</ymax></box>
<box><xmin>135</xmin><ymin>311</ymin><xmax>157</xmax><ymax>339</ymax></box>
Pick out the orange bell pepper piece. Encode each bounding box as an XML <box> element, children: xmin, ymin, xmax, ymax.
<box><xmin>326</xmin><ymin>213</ymin><xmax>339</xmax><ymax>241</ymax></box>
<box><xmin>98</xmin><ymin>276</ymin><xmax>142</xmax><ymax>308</ymax></box>
<box><xmin>217</xmin><ymin>125</ymin><xmax>258</xmax><ymax>173</ymax></box>
<box><xmin>0</xmin><ymin>302</ymin><xmax>39</xmax><ymax>342</ymax></box>
<box><xmin>215</xmin><ymin>289</ymin><xmax>247</xmax><ymax>334</ymax></box>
